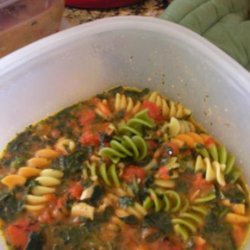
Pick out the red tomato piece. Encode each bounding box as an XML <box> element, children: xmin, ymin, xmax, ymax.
<box><xmin>69</xmin><ymin>182</ymin><xmax>83</xmax><ymax>200</ymax></box>
<box><xmin>79</xmin><ymin>110</ymin><xmax>96</xmax><ymax>126</ymax></box>
<box><xmin>5</xmin><ymin>218</ymin><xmax>39</xmax><ymax>249</ymax></box>
<box><xmin>79</xmin><ymin>130</ymin><xmax>100</xmax><ymax>146</ymax></box>
<box><xmin>204</xmin><ymin>137</ymin><xmax>216</xmax><ymax>148</ymax></box>
<box><xmin>157</xmin><ymin>167</ymin><xmax>169</xmax><ymax>180</ymax></box>
<box><xmin>142</xmin><ymin>100</ymin><xmax>163</xmax><ymax>122</ymax></box>
<box><xmin>193</xmin><ymin>173</ymin><xmax>212</xmax><ymax>190</ymax></box>
<box><xmin>122</xmin><ymin>166</ymin><xmax>146</xmax><ymax>183</ymax></box>
<box><xmin>38</xmin><ymin>209</ymin><xmax>53</xmax><ymax>224</ymax></box>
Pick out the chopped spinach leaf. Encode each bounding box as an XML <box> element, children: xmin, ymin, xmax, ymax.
<box><xmin>202</xmin><ymin>205</ymin><xmax>236</xmax><ymax>249</ymax></box>
<box><xmin>175</xmin><ymin>179</ymin><xmax>190</xmax><ymax>194</ymax></box>
<box><xmin>121</xmin><ymin>215</ymin><xmax>139</xmax><ymax>225</ymax></box>
<box><xmin>108</xmin><ymin>86</ymin><xmax>123</xmax><ymax>96</ymax></box>
<box><xmin>0</xmin><ymin>191</ymin><xmax>23</xmax><ymax>221</ymax></box>
<box><xmin>123</xmin><ymin>88</ymin><xmax>150</xmax><ymax>100</ymax></box>
<box><xmin>223</xmin><ymin>185</ymin><xmax>246</xmax><ymax>204</ymax></box>
<box><xmin>54</xmin><ymin>146</ymin><xmax>90</xmax><ymax>177</ymax></box>
<box><xmin>10</xmin><ymin>156</ymin><xmax>27</xmax><ymax>168</ymax></box>
<box><xmin>26</xmin><ymin>232</ymin><xmax>44</xmax><ymax>250</ymax></box>
<box><xmin>143</xmin><ymin>212</ymin><xmax>172</xmax><ymax>235</ymax></box>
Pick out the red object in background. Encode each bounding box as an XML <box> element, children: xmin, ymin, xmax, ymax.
<box><xmin>65</xmin><ymin>0</ymin><xmax>142</xmax><ymax>9</ymax></box>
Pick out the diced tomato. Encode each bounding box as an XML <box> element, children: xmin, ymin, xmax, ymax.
<box><xmin>38</xmin><ymin>209</ymin><xmax>54</xmax><ymax>224</ymax></box>
<box><xmin>79</xmin><ymin>129</ymin><xmax>100</xmax><ymax>146</ymax></box>
<box><xmin>157</xmin><ymin>167</ymin><xmax>169</xmax><ymax>180</ymax></box>
<box><xmin>232</xmin><ymin>225</ymin><xmax>246</xmax><ymax>247</ymax></box>
<box><xmin>142</xmin><ymin>100</ymin><xmax>163</xmax><ymax>122</ymax></box>
<box><xmin>79</xmin><ymin>110</ymin><xmax>96</xmax><ymax>126</ymax></box>
<box><xmin>5</xmin><ymin>218</ymin><xmax>39</xmax><ymax>249</ymax></box>
<box><xmin>122</xmin><ymin>166</ymin><xmax>146</xmax><ymax>183</ymax></box>
<box><xmin>162</xmin><ymin>142</ymin><xmax>179</xmax><ymax>157</ymax></box>
<box><xmin>69</xmin><ymin>182</ymin><xmax>83</xmax><ymax>200</ymax></box>
<box><xmin>193</xmin><ymin>173</ymin><xmax>212</xmax><ymax>190</ymax></box>
<box><xmin>204</xmin><ymin>137</ymin><xmax>216</xmax><ymax>148</ymax></box>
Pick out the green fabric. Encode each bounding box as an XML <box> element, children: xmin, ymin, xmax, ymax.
<box><xmin>161</xmin><ymin>0</ymin><xmax>250</xmax><ymax>70</ymax></box>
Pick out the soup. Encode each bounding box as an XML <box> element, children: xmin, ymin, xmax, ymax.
<box><xmin>0</xmin><ymin>86</ymin><xmax>249</xmax><ymax>250</ymax></box>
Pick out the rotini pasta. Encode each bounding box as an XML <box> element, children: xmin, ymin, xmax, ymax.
<box><xmin>161</xmin><ymin>117</ymin><xmax>196</xmax><ymax>137</ymax></box>
<box><xmin>171</xmin><ymin>132</ymin><xmax>210</xmax><ymax>148</ymax></box>
<box><xmin>147</xmin><ymin>91</ymin><xmax>191</xmax><ymax>119</ymax></box>
<box><xmin>117</xmin><ymin>202</ymin><xmax>147</xmax><ymax>220</ymax></box>
<box><xmin>195</xmin><ymin>143</ymin><xmax>237</xmax><ymax>175</ymax></box>
<box><xmin>99</xmin><ymin>135</ymin><xmax>147</xmax><ymax>162</ymax></box>
<box><xmin>94</xmin><ymin>99</ymin><xmax>112</xmax><ymax>120</ymax></box>
<box><xmin>143</xmin><ymin>189</ymin><xmax>184</xmax><ymax>213</ymax></box>
<box><xmin>25</xmin><ymin>168</ymin><xmax>63</xmax><ymax>212</ymax></box>
<box><xmin>55</xmin><ymin>137</ymin><xmax>76</xmax><ymax>155</ymax></box>
<box><xmin>119</xmin><ymin>109</ymin><xmax>155</xmax><ymax>136</ymax></box>
<box><xmin>1</xmin><ymin>148</ymin><xmax>60</xmax><ymax>189</ymax></box>
<box><xmin>195</xmin><ymin>156</ymin><xmax>226</xmax><ymax>186</ymax></box>
<box><xmin>114</xmin><ymin>93</ymin><xmax>142</xmax><ymax>115</ymax></box>
<box><xmin>172</xmin><ymin>205</ymin><xmax>208</xmax><ymax>242</ymax></box>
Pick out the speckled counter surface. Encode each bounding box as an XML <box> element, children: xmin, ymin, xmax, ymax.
<box><xmin>63</xmin><ymin>0</ymin><xmax>169</xmax><ymax>26</ymax></box>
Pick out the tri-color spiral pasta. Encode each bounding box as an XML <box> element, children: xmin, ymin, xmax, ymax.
<box><xmin>25</xmin><ymin>168</ymin><xmax>63</xmax><ymax>212</ymax></box>
<box><xmin>55</xmin><ymin>137</ymin><xmax>76</xmax><ymax>155</ymax></box>
<box><xmin>171</xmin><ymin>132</ymin><xmax>210</xmax><ymax>148</ymax></box>
<box><xmin>1</xmin><ymin>148</ymin><xmax>60</xmax><ymax>189</ymax></box>
<box><xmin>172</xmin><ymin>205</ymin><xmax>208</xmax><ymax>242</ymax></box>
<box><xmin>99</xmin><ymin>110</ymin><xmax>154</xmax><ymax>162</ymax></box>
<box><xmin>161</xmin><ymin>117</ymin><xmax>196</xmax><ymax>137</ymax></box>
<box><xmin>119</xmin><ymin>109</ymin><xmax>155</xmax><ymax>136</ymax></box>
<box><xmin>143</xmin><ymin>189</ymin><xmax>185</xmax><ymax>213</ymax></box>
<box><xmin>195</xmin><ymin>143</ymin><xmax>236</xmax><ymax>175</ymax></box>
<box><xmin>95</xmin><ymin>99</ymin><xmax>112</xmax><ymax>120</ymax></box>
<box><xmin>99</xmin><ymin>135</ymin><xmax>147</xmax><ymax>163</ymax></box>
<box><xmin>82</xmin><ymin>162</ymin><xmax>124</xmax><ymax>188</ymax></box>
<box><xmin>195</xmin><ymin>155</ymin><xmax>226</xmax><ymax>186</ymax></box>
<box><xmin>147</xmin><ymin>91</ymin><xmax>191</xmax><ymax>119</ymax></box>
<box><xmin>116</xmin><ymin>202</ymin><xmax>147</xmax><ymax>220</ymax></box>
<box><xmin>114</xmin><ymin>93</ymin><xmax>142</xmax><ymax>115</ymax></box>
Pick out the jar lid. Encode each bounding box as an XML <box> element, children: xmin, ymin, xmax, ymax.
<box><xmin>0</xmin><ymin>0</ymin><xmax>19</xmax><ymax>9</ymax></box>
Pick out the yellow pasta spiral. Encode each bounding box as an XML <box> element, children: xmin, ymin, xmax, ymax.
<box><xmin>114</xmin><ymin>93</ymin><xmax>141</xmax><ymax>115</ymax></box>
<box><xmin>147</xmin><ymin>91</ymin><xmax>191</xmax><ymax>119</ymax></box>
<box><xmin>55</xmin><ymin>137</ymin><xmax>76</xmax><ymax>155</ymax></box>
<box><xmin>195</xmin><ymin>155</ymin><xmax>226</xmax><ymax>186</ymax></box>
<box><xmin>1</xmin><ymin>148</ymin><xmax>60</xmax><ymax>190</ymax></box>
<box><xmin>95</xmin><ymin>99</ymin><xmax>112</xmax><ymax>120</ymax></box>
<box><xmin>25</xmin><ymin>168</ymin><xmax>63</xmax><ymax>212</ymax></box>
<box><xmin>161</xmin><ymin>117</ymin><xmax>196</xmax><ymax>137</ymax></box>
<box><xmin>117</xmin><ymin>202</ymin><xmax>147</xmax><ymax>221</ymax></box>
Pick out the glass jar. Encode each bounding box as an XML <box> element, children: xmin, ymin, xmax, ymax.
<box><xmin>0</xmin><ymin>0</ymin><xmax>64</xmax><ymax>57</ymax></box>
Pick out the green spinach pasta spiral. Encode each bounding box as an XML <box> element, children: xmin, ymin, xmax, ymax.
<box><xmin>172</xmin><ymin>205</ymin><xmax>208</xmax><ymax>242</ymax></box>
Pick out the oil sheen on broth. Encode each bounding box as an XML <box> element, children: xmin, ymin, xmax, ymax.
<box><xmin>0</xmin><ymin>86</ymin><xmax>249</xmax><ymax>250</ymax></box>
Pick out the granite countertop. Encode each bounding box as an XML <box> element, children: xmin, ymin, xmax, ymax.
<box><xmin>63</xmin><ymin>0</ymin><xmax>169</xmax><ymax>26</ymax></box>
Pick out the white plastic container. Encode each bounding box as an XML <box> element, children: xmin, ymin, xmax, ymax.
<box><xmin>0</xmin><ymin>16</ymin><xmax>250</xmax><ymax>248</ymax></box>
